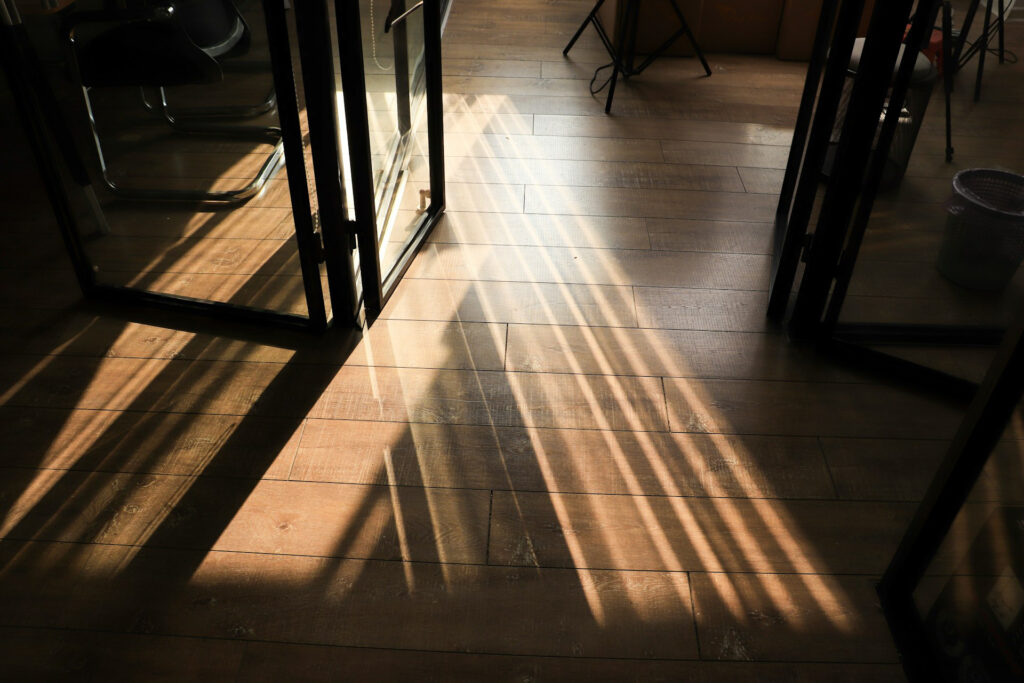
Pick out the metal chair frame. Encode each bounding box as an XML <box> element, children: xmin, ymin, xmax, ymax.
<box><xmin>67</xmin><ymin>5</ymin><xmax>285</xmax><ymax>203</ymax></box>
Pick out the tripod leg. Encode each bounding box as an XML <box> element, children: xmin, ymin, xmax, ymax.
<box><xmin>605</xmin><ymin>0</ymin><xmax>638</xmax><ymax>112</ymax></box>
<box><xmin>998</xmin><ymin>0</ymin><xmax>1005</xmax><ymax>63</ymax></box>
<box><xmin>668</xmin><ymin>0</ymin><xmax>711</xmax><ymax>76</ymax></box>
<box><xmin>564</xmin><ymin>0</ymin><xmax>606</xmax><ymax>56</ymax></box>
<box><xmin>975</xmin><ymin>0</ymin><xmax>993</xmax><ymax>101</ymax></box>
<box><xmin>955</xmin><ymin>0</ymin><xmax>982</xmax><ymax>67</ymax></box>
<box><xmin>622</xmin><ymin>0</ymin><xmax>640</xmax><ymax>77</ymax></box>
<box><xmin>943</xmin><ymin>1</ymin><xmax>954</xmax><ymax>162</ymax></box>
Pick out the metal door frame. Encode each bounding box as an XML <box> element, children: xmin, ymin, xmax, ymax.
<box><xmin>331</xmin><ymin>0</ymin><xmax>446</xmax><ymax>319</ymax></box>
<box><xmin>1</xmin><ymin>0</ymin><xmax>334</xmax><ymax>331</ymax></box>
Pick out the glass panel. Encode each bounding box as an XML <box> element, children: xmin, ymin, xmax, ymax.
<box><xmin>21</xmin><ymin>0</ymin><xmax>321</xmax><ymax>319</ymax></box>
<box><xmin>913</xmin><ymin>395</ymin><xmax>1024</xmax><ymax>681</ymax></box>
<box><xmin>834</xmin><ymin>3</ymin><xmax>1024</xmax><ymax>382</ymax></box>
<box><xmin>769</xmin><ymin>0</ymin><xmax>870</xmax><ymax>317</ymax></box>
<box><xmin>361</xmin><ymin>0</ymin><xmax>432</xmax><ymax>283</ymax></box>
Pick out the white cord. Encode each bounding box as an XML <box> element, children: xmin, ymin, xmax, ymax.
<box><xmin>369</xmin><ymin>0</ymin><xmax>393</xmax><ymax>71</ymax></box>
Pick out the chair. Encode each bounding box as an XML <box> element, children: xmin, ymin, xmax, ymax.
<box><xmin>66</xmin><ymin>0</ymin><xmax>284</xmax><ymax>203</ymax></box>
<box><xmin>137</xmin><ymin>0</ymin><xmax>278</xmax><ymax>122</ymax></box>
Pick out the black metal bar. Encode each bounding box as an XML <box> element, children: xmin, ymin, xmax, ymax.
<box><xmin>293</xmin><ymin>1</ymin><xmax>359</xmax><ymax>328</ymax></box>
<box><xmin>943</xmin><ymin>0</ymin><xmax>954</xmax><ymax>162</ymax></box>
<box><xmin>998</xmin><ymin>0</ymin><xmax>1006</xmax><ymax>62</ymax></box>
<box><xmin>824</xmin><ymin>337</ymin><xmax>979</xmax><ymax>402</ymax></box>
<box><xmin>372</xmin><ymin>0</ymin><xmax>447</xmax><ymax>315</ymax></box>
<box><xmin>603</xmin><ymin>0</ymin><xmax>636</xmax><ymax>113</ymax></box>
<box><xmin>621</xmin><ymin>0</ymin><xmax>641</xmax><ymax>76</ymax></box>
<box><xmin>423</xmin><ymin>0</ymin><xmax>446</xmax><ymax>216</ymax></box>
<box><xmin>832</xmin><ymin>322</ymin><xmax>1005</xmax><ymax>346</ymax></box>
<box><xmin>392</xmin><ymin>0</ymin><xmax>412</xmax><ymax>134</ymax></box>
<box><xmin>1</xmin><ymin>20</ymin><xmax>95</xmax><ymax>294</ymax></box>
<box><xmin>92</xmin><ymin>284</ymin><xmax>314</xmax><ymax>332</ymax></box>
<box><xmin>663</xmin><ymin>0</ymin><xmax>711</xmax><ymax>76</ymax></box>
<box><xmin>954</xmin><ymin>0</ymin><xmax>982</xmax><ymax>66</ymax></box>
<box><xmin>790</xmin><ymin>0</ymin><xmax>916</xmax><ymax>337</ymax></box>
<box><xmin>335</xmin><ymin>0</ymin><xmax>386</xmax><ymax>315</ymax></box>
<box><xmin>564</xmin><ymin>0</ymin><xmax>605</xmax><ymax>56</ymax></box>
<box><xmin>766</xmin><ymin>0</ymin><xmax>842</xmax><ymax>320</ymax></box>
<box><xmin>879</xmin><ymin>306</ymin><xmax>1024</xmax><ymax>680</ymax></box>
<box><xmin>819</xmin><ymin>1</ymin><xmax>940</xmax><ymax>336</ymax></box>
<box><xmin>974</xmin><ymin>0</ymin><xmax>993</xmax><ymax>101</ymax></box>
<box><xmin>260</xmin><ymin>0</ymin><xmax>328</xmax><ymax>331</ymax></box>
<box><xmin>768</xmin><ymin>0</ymin><xmax>865</xmax><ymax>322</ymax></box>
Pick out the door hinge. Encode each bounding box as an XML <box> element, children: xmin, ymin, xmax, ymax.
<box><xmin>800</xmin><ymin>233</ymin><xmax>814</xmax><ymax>263</ymax></box>
<box><xmin>313</xmin><ymin>231</ymin><xmax>326</xmax><ymax>263</ymax></box>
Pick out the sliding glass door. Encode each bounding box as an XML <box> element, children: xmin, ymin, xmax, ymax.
<box><xmin>5</xmin><ymin>0</ymin><xmax>446</xmax><ymax>331</ymax></box>
<box><xmin>331</xmin><ymin>0</ymin><xmax>446</xmax><ymax>317</ymax></box>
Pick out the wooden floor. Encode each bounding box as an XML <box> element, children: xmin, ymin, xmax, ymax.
<box><xmin>2</xmin><ymin>0</ymin><xmax>1024</xmax><ymax>680</ymax></box>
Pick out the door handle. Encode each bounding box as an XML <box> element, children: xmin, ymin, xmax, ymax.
<box><xmin>384</xmin><ymin>1</ymin><xmax>423</xmax><ymax>32</ymax></box>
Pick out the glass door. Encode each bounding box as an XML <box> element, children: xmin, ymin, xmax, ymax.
<box><xmin>3</xmin><ymin>0</ymin><xmax>334</xmax><ymax>330</ymax></box>
<box><xmin>331</xmin><ymin>0</ymin><xmax>446</xmax><ymax>317</ymax></box>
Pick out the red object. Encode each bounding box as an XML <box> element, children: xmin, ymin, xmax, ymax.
<box><xmin>907</xmin><ymin>24</ymin><xmax>947</xmax><ymax>74</ymax></box>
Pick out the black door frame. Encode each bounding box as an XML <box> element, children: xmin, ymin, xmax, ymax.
<box><xmin>769</xmin><ymin>0</ymin><xmax>1005</xmax><ymax>400</ymax></box>
<box><xmin>332</xmin><ymin>0</ymin><xmax>447</xmax><ymax>319</ymax></box>
<box><xmin>2</xmin><ymin>0</ymin><xmax>447</xmax><ymax>332</ymax></box>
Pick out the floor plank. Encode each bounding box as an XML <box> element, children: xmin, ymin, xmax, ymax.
<box><xmin>504</xmin><ymin>324</ymin><xmax>857</xmax><ymax>382</ymax></box>
<box><xmin>0</xmin><ymin>627</ymin><xmax>246</xmax><ymax>683</ymax></box>
<box><xmin>408</xmin><ymin>242</ymin><xmax>771</xmax><ymax>290</ymax></box>
<box><xmin>428</xmin><ymin>212</ymin><xmax>652</xmax><ymax>250</ymax></box>
<box><xmin>646</xmin><ymin>218</ymin><xmax>775</xmax><ymax>254</ymax></box>
<box><xmin>691</xmin><ymin>572</ymin><xmax>898</xmax><ymax>663</ymax></box>
<box><xmin>634</xmin><ymin>287</ymin><xmax>771</xmax><ymax>332</ymax></box>
<box><xmin>489</xmin><ymin>491</ymin><xmax>912</xmax><ymax>574</ymax></box>
<box><xmin>525</xmin><ymin>186</ymin><xmax>779</xmax><ymax>222</ymax></box>
<box><xmin>237</xmin><ymin>640</ymin><xmax>907</xmax><ymax>682</ymax></box>
<box><xmin>0</xmin><ymin>469</ymin><xmax>489</xmax><ymax>564</ymax></box>
<box><xmin>380</xmin><ymin>278</ymin><xmax>640</xmax><ymax>327</ymax></box>
<box><xmin>290</xmin><ymin>419</ymin><xmax>835</xmax><ymax>499</ymax></box>
<box><xmin>664</xmin><ymin>378</ymin><xmax>962</xmax><ymax>438</ymax></box>
<box><xmin>0</xmin><ymin>540</ymin><xmax>699</xmax><ymax>659</ymax></box>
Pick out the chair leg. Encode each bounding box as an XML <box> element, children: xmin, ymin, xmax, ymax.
<box><xmin>140</xmin><ymin>84</ymin><xmax>277</xmax><ymax>121</ymax></box>
<box><xmin>82</xmin><ymin>86</ymin><xmax>285</xmax><ymax>204</ymax></box>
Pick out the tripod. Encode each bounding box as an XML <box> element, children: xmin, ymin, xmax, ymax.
<box><xmin>563</xmin><ymin>0</ymin><xmax>711</xmax><ymax>113</ymax></box>
<box><xmin>952</xmin><ymin>0</ymin><xmax>1011</xmax><ymax>101</ymax></box>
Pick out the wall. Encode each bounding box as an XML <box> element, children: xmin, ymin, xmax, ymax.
<box><xmin>593</xmin><ymin>0</ymin><xmax>877</xmax><ymax>61</ymax></box>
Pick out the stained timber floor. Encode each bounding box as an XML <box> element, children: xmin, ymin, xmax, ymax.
<box><xmin>2</xmin><ymin>0</ymin><xmax>1024</xmax><ymax>680</ymax></box>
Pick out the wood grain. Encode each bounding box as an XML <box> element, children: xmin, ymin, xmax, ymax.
<box><xmin>9</xmin><ymin>0</ymin><xmax>1004</xmax><ymax>674</ymax></box>
<box><xmin>489</xmin><ymin>490</ymin><xmax>913</xmax><ymax>573</ymax></box>
<box><xmin>0</xmin><ymin>469</ymin><xmax>489</xmax><ymax>563</ymax></box>
<box><xmin>237</xmin><ymin>640</ymin><xmax>906</xmax><ymax>682</ymax></box>
<box><xmin>428</xmin><ymin>212</ymin><xmax>651</xmax><ymax>249</ymax></box>
<box><xmin>291</xmin><ymin>419</ymin><xmax>835</xmax><ymax>499</ymax></box>
<box><xmin>408</xmin><ymin>242</ymin><xmax>771</xmax><ymax>290</ymax></box>
<box><xmin>665</xmin><ymin>377</ymin><xmax>964</xmax><ymax>438</ymax></box>
<box><xmin>634</xmin><ymin>286</ymin><xmax>771</xmax><ymax>331</ymax></box>
<box><xmin>646</xmin><ymin>218</ymin><xmax>774</xmax><ymax>255</ymax></box>
<box><xmin>380</xmin><ymin>277</ymin><xmax>639</xmax><ymax>326</ymax></box>
<box><xmin>691</xmin><ymin>572</ymin><xmax>898</xmax><ymax>662</ymax></box>
<box><xmin>526</xmin><ymin>185</ymin><xmax>779</xmax><ymax>222</ymax></box>
<box><xmin>0</xmin><ymin>540</ymin><xmax>698</xmax><ymax>659</ymax></box>
<box><xmin>505</xmin><ymin>324</ymin><xmax>857</xmax><ymax>382</ymax></box>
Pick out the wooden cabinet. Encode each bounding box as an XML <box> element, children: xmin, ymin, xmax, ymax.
<box><xmin>593</xmin><ymin>0</ymin><xmax>876</xmax><ymax>61</ymax></box>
